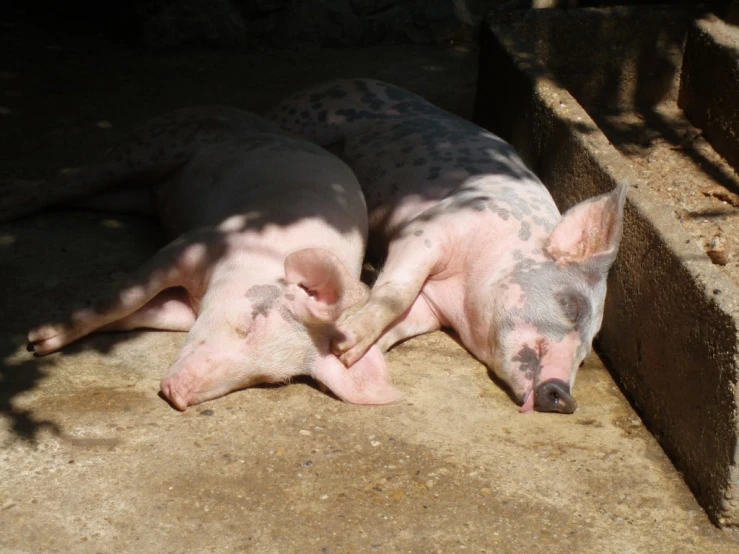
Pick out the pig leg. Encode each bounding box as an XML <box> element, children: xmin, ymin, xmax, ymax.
<box><xmin>28</xmin><ymin>231</ymin><xmax>216</xmax><ymax>354</ymax></box>
<box><xmin>0</xmin><ymin>159</ymin><xmax>179</xmax><ymax>223</ymax></box>
<box><xmin>332</xmin><ymin>225</ymin><xmax>444</xmax><ymax>367</ymax></box>
<box><xmin>99</xmin><ymin>287</ymin><xmax>196</xmax><ymax>332</ymax></box>
<box><xmin>375</xmin><ymin>293</ymin><xmax>442</xmax><ymax>353</ymax></box>
<box><xmin>0</xmin><ymin>107</ymin><xmax>238</xmax><ymax>223</ymax></box>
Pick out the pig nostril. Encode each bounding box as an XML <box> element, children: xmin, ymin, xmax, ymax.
<box><xmin>533</xmin><ymin>379</ymin><xmax>577</xmax><ymax>414</ymax></box>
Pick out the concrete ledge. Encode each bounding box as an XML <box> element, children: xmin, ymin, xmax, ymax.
<box><xmin>474</xmin><ymin>7</ymin><xmax>739</xmax><ymax>527</ymax></box>
<box><xmin>679</xmin><ymin>14</ymin><xmax>739</xmax><ymax>174</ymax></box>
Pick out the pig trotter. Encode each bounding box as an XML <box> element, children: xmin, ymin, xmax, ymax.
<box><xmin>533</xmin><ymin>379</ymin><xmax>577</xmax><ymax>414</ymax></box>
<box><xmin>332</xmin><ymin>238</ymin><xmax>440</xmax><ymax>367</ymax></box>
<box><xmin>332</xmin><ymin>309</ymin><xmax>385</xmax><ymax>368</ymax></box>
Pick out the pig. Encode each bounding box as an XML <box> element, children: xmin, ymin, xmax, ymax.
<box><xmin>3</xmin><ymin>106</ymin><xmax>402</xmax><ymax>410</ymax></box>
<box><xmin>267</xmin><ymin>79</ymin><xmax>627</xmax><ymax>414</ymax></box>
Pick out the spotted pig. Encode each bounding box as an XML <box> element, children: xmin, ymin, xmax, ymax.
<box><xmin>268</xmin><ymin>79</ymin><xmax>627</xmax><ymax>414</ymax></box>
<box><xmin>5</xmin><ymin>106</ymin><xmax>401</xmax><ymax>410</ymax></box>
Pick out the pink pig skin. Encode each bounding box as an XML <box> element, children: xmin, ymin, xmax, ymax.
<box><xmin>268</xmin><ymin>79</ymin><xmax>627</xmax><ymax>414</ymax></box>
<box><xmin>8</xmin><ymin>106</ymin><xmax>401</xmax><ymax>410</ymax></box>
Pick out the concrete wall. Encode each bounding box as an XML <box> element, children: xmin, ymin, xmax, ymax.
<box><xmin>473</xmin><ymin>7</ymin><xmax>739</xmax><ymax>527</ymax></box>
<box><xmin>679</xmin><ymin>15</ymin><xmax>739</xmax><ymax>174</ymax></box>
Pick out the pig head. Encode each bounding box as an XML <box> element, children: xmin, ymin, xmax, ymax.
<box><xmin>160</xmin><ymin>248</ymin><xmax>401</xmax><ymax>410</ymax></box>
<box><xmin>481</xmin><ymin>182</ymin><xmax>627</xmax><ymax>413</ymax></box>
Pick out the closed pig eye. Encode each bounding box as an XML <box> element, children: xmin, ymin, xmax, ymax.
<box><xmin>556</xmin><ymin>292</ymin><xmax>584</xmax><ymax>323</ymax></box>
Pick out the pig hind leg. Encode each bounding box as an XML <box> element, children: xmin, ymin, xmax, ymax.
<box><xmin>0</xmin><ymin>154</ymin><xmax>180</xmax><ymax>224</ymax></box>
<box><xmin>0</xmin><ymin>108</ymin><xmax>231</xmax><ymax>223</ymax></box>
<box><xmin>28</xmin><ymin>231</ymin><xmax>214</xmax><ymax>355</ymax></box>
<box><xmin>99</xmin><ymin>287</ymin><xmax>196</xmax><ymax>332</ymax></box>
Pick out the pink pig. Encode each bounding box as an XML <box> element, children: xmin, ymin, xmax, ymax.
<box><xmin>268</xmin><ymin>79</ymin><xmax>627</xmax><ymax>414</ymax></box>
<box><xmin>4</xmin><ymin>106</ymin><xmax>401</xmax><ymax>410</ymax></box>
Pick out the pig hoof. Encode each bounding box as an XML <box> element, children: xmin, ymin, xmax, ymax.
<box><xmin>27</xmin><ymin>325</ymin><xmax>65</xmax><ymax>356</ymax></box>
<box><xmin>331</xmin><ymin>335</ymin><xmax>358</xmax><ymax>365</ymax></box>
<box><xmin>533</xmin><ymin>379</ymin><xmax>577</xmax><ymax>414</ymax></box>
<box><xmin>28</xmin><ymin>324</ymin><xmax>58</xmax><ymax>343</ymax></box>
<box><xmin>332</xmin><ymin>328</ymin><xmax>374</xmax><ymax>367</ymax></box>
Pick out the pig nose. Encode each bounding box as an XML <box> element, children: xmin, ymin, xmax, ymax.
<box><xmin>533</xmin><ymin>379</ymin><xmax>577</xmax><ymax>414</ymax></box>
<box><xmin>160</xmin><ymin>377</ymin><xmax>189</xmax><ymax>411</ymax></box>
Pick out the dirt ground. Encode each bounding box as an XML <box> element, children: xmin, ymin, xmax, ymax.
<box><xmin>588</xmin><ymin>102</ymin><xmax>739</xmax><ymax>284</ymax></box>
<box><xmin>1</xmin><ymin>14</ymin><xmax>738</xmax><ymax>554</ymax></box>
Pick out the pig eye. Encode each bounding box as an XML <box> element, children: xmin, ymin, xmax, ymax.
<box><xmin>557</xmin><ymin>293</ymin><xmax>583</xmax><ymax>323</ymax></box>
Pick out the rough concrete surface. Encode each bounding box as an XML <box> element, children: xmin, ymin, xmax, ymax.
<box><xmin>679</xmin><ymin>14</ymin><xmax>739</xmax><ymax>174</ymax></box>
<box><xmin>1</xmin><ymin>213</ymin><xmax>737</xmax><ymax>553</ymax></box>
<box><xmin>475</xmin><ymin>6</ymin><xmax>739</xmax><ymax>528</ymax></box>
<box><xmin>1</xmin><ymin>10</ymin><xmax>738</xmax><ymax>553</ymax></box>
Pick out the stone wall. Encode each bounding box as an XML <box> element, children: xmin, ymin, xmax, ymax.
<box><xmin>110</xmin><ymin>0</ymin><xmax>486</xmax><ymax>49</ymax></box>
<box><xmin>17</xmin><ymin>0</ymin><xmax>699</xmax><ymax>49</ymax></box>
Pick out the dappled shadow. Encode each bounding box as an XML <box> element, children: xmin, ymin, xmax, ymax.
<box><xmin>0</xmin><ymin>106</ymin><xmax>378</xmax><ymax>439</ymax></box>
<box><xmin>476</xmin><ymin>5</ymin><xmax>739</xmax><ymax>276</ymax></box>
<box><xmin>595</xmin><ymin>106</ymin><xmax>739</xmax><ymax>194</ymax></box>
<box><xmin>0</xmin><ymin>335</ymin><xmax>61</xmax><ymax>443</ymax></box>
<box><xmin>679</xmin><ymin>207</ymin><xmax>739</xmax><ymax>220</ymax></box>
<box><xmin>0</xmin><ymin>8</ymin><xmax>486</xmax><ymax>440</ymax></box>
<box><xmin>267</xmin><ymin>78</ymin><xmax>542</xmax><ymax>256</ymax></box>
<box><xmin>495</xmin><ymin>4</ymin><xmax>738</xmax><ymax>195</ymax></box>
<box><xmin>0</xmin><ymin>210</ymin><xmax>175</xmax><ymax>441</ymax></box>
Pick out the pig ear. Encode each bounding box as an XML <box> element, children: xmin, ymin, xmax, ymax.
<box><xmin>544</xmin><ymin>182</ymin><xmax>627</xmax><ymax>272</ymax></box>
<box><xmin>312</xmin><ymin>346</ymin><xmax>403</xmax><ymax>405</ymax></box>
<box><xmin>284</xmin><ymin>248</ymin><xmax>368</xmax><ymax>324</ymax></box>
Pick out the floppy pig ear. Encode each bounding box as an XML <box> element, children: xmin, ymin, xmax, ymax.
<box><xmin>544</xmin><ymin>181</ymin><xmax>627</xmax><ymax>270</ymax></box>
<box><xmin>284</xmin><ymin>248</ymin><xmax>368</xmax><ymax>324</ymax></box>
<box><xmin>312</xmin><ymin>345</ymin><xmax>403</xmax><ymax>405</ymax></box>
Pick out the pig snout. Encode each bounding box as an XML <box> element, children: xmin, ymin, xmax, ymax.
<box><xmin>159</xmin><ymin>359</ymin><xmax>233</xmax><ymax>412</ymax></box>
<box><xmin>510</xmin><ymin>335</ymin><xmax>579</xmax><ymax>414</ymax></box>
<box><xmin>159</xmin><ymin>366</ymin><xmax>244</xmax><ymax>412</ymax></box>
<box><xmin>160</xmin><ymin>375</ymin><xmax>192</xmax><ymax>411</ymax></box>
<box><xmin>533</xmin><ymin>379</ymin><xmax>577</xmax><ymax>414</ymax></box>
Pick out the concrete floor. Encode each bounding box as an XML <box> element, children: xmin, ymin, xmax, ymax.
<box><xmin>1</xmin><ymin>16</ymin><xmax>738</xmax><ymax>554</ymax></box>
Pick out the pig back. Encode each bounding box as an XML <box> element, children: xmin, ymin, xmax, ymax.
<box><xmin>155</xmin><ymin>132</ymin><xmax>368</xmax><ymax>261</ymax></box>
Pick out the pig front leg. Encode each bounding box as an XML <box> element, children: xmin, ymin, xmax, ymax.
<box><xmin>332</xmin><ymin>226</ymin><xmax>444</xmax><ymax>367</ymax></box>
<box><xmin>28</xmin><ymin>231</ymin><xmax>216</xmax><ymax>355</ymax></box>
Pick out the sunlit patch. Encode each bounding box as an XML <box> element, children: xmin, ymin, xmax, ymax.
<box><xmin>219</xmin><ymin>212</ymin><xmax>261</xmax><ymax>231</ymax></box>
<box><xmin>100</xmin><ymin>219</ymin><xmax>122</xmax><ymax>229</ymax></box>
